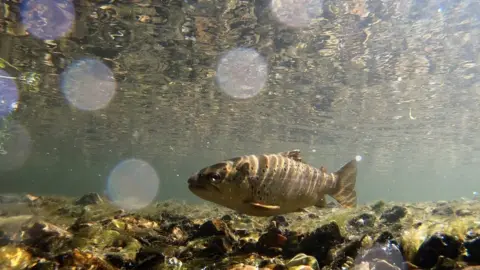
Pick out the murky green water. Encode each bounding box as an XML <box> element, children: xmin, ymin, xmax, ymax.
<box><xmin>1</xmin><ymin>0</ymin><xmax>480</xmax><ymax>208</ymax></box>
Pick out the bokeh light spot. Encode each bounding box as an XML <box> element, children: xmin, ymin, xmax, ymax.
<box><xmin>106</xmin><ymin>159</ymin><xmax>160</xmax><ymax>211</ymax></box>
<box><xmin>271</xmin><ymin>0</ymin><xmax>324</xmax><ymax>28</ymax></box>
<box><xmin>0</xmin><ymin>70</ymin><xmax>19</xmax><ymax>118</ymax></box>
<box><xmin>61</xmin><ymin>59</ymin><xmax>116</xmax><ymax>111</ymax></box>
<box><xmin>215</xmin><ymin>48</ymin><xmax>268</xmax><ymax>99</ymax></box>
<box><xmin>20</xmin><ymin>0</ymin><xmax>75</xmax><ymax>40</ymax></box>
<box><xmin>0</xmin><ymin>121</ymin><xmax>32</xmax><ymax>172</ymax></box>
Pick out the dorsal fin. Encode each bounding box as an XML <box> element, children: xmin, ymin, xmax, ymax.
<box><xmin>277</xmin><ymin>149</ymin><xmax>304</xmax><ymax>163</ymax></box>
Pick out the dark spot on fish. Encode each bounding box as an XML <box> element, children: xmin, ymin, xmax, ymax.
<box><xmin>248</xmin><ymin>176</ymin><xmax>259</xmax><ymax>185</ymax></box>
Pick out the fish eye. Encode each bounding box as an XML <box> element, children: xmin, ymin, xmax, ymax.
<box><xmin>209</xmin><ymin>173</ymin><xmax>222</xmax><ymax>183</ymax></box>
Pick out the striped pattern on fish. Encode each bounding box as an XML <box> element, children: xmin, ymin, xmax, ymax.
<box><xmin>187</xmin><ymin>149</ymin><xmax>357</xmax><ymax>216</ymax></box>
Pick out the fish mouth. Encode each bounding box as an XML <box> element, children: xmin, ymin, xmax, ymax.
<box><xmin>188</xmin><ymin>182</ymin><xmax>221</xmax><ymax>193</ymax></box>
<box><xmin>188</xmin><ymin>183</ymin><xmax>207</xmax><ymax>190</ymax></box>
<box><xmin>188</xmin><ymin>174</ymin><xmax>221</xmax><ymax>193</ymax></box>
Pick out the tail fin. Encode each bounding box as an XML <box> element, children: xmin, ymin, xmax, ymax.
<box><xmin>330</xmin><ymin>159</ymin><xmax>358</xmax><ymax>208</ymax></box>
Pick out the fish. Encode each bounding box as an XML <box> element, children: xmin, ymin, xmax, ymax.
<box><xmin>187</xmin><ymin>149</ymin><xmax>358</xmax><ymax>216</ymax></box>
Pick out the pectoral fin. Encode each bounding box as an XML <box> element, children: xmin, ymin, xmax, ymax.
<box><xmin>314</xmin><ymin>195</ymin><xmax>327</xmax><ymax>208</ymax></box>
<box><xmin>249</xmin><ymin>202</ymin><xmax>281</xmax><ymax>210</ymax></box>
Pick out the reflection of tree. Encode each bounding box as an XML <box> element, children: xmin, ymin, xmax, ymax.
<box><xmin>1</xmin><ymin>0</ymin><xmax>479</xmax><ymax>197</ymax></box>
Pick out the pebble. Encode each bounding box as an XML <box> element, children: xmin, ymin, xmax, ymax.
<box><xmin>455</xmin><ymin>209</ymin><xmax>472</xmax><ymax>216</ymax></box>
<box><xmin>380</xmin><ymin>206</ymin><xmax>407</xmax><ymax>223</ymax></box>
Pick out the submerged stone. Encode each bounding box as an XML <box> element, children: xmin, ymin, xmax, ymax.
<box><xmin>299</xmin><ymin>222</ymin><xmax>344</xmax><ymax>266</ymax></box>
<box><xmin>413</xmin><ymin>233</ymin><xmax>462</xmax><ymax>269</ymax></box>
<box><xmin>75</xmin><ymin>192</ymin><xmax>104</xmax><ymax>206</ymax></box>
<box><xmin>348</xmin><ymin>212</ymin><xmax>376</xmax><ymax>229</ymax></box>
<box><xmin>0</xmin><ymin>192</ymin><xmax>478</xmax><ymax>269</ymax></box>
<box><xmin>381</xmin><ymin>206</ymin><xmax>407</xmax><ymax>223</ymax></box>
<box><xmin>464</xmin><ymin>237</ymin><xmax>480</xmax><ymax>264</ymax></box>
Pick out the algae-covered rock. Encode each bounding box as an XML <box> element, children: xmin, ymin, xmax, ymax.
<box><xmin>0</xmin><ymin>193</ymin><xmax>480</xmax><ymax>269</ymax></box>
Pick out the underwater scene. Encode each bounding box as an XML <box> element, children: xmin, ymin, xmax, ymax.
<box><xmin>1</xmin><ymin>0</ymin><xmax>480</xmax><ymax>269</ymax></box>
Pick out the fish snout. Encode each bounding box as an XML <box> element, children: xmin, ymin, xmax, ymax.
<box><xmin>188</xmin><ymin>174</ymin><xmax>199</xmax><ymax>187</ymax></box>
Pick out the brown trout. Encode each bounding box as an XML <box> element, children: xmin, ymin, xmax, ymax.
<box><xmin>187</xmin><ymin>149</ymin><xmax>358</xmax><ymax>216</ymax></box>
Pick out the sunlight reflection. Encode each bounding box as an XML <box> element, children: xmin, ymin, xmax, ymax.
<box><xmin>61</xmin><ymin>58</ymin><xmax>117</xmax><ymax>111</ymax></box>
<box><xmin>0</xmin><ymin>121</ymin><xmax>32</xmax><ymax>172</ymax></box>
<box><xmin>20</xmin><ymin>0</ymin><xmax>75</xmax><ymax>40</ymax></box>
<box><xmin>0</xmin><ymin>70</ymin><xmax>19</xmax><ymax>118</ymax></box>
<box><xmin>271</xmin><ymin>0</ymin><xmax>324</xmax><ymax>28</ymax></box>
<box><xmin>106</xmin><ymin>158</ymin><xmax>160</xmax><ymax>210</ymax></box>
<box><xmin>215</xmin><ymin>48</ymin><xmax>268</xmax><ymax>99</ymax></box>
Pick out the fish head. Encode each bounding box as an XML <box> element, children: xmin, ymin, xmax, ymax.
<box><xmin>188</xmin><ymin>161</ymin><xmax>235</xmax><ymax>198</ymax></box>
<box><xmin>188</xmin><ymin>158</ymin><xmax>251</xmax><ymax>206</ymax></box>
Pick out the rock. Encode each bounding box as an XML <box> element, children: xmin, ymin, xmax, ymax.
<box><xmin>376</xmin><ymin>231</ymin><xmax>395</xmax><ymax>244</ymax></box>
<box><xmin>372</xmin><ymin>259</ymin><xmax>402</xmax><ymax>270</ymax></box>
<box><xmin>170</xmin><ymin>226</ymin><xmax>188</xmax><ymax>244</ymax></box>
<box><xmin>464</xmin><ymin>237</ymin><xmax>480</xmax><ymax>264</ymax></box>
<box><xmin>165</xmin><ymin>256</ymin><xmax>183</xmax><ymax>268</ymax></box>
<box><xmin>203</xmin><ymin>235</ymin><xmax>235</xmax><ymax>255</ymax></box>
<box><xmin>436</xmin><ymin>201</ymin><xmax>448</xmax><ymax>206</ymax></box>
<box><xmin>0</xmin><ymin>194</ymin><xmax>31</xmax><ymax>204</ymax></box>
<box><xmin>228</xmin><ymin>263</ymin><xmax>261</xmax><ymax>270</ymax></box>
<box><xmin>371</xmin><ymin>200</ymin><xmax>386</xmax><ymax>213</ymax></box>
<box><xmin>29</xmin><ymin>260</ymin><xmax>58</xmax><ymax>269</ymax></box>
<box><xmin>134</xmin><ymin>247</ymin><xmax>165</xmax><ymax>269</ymax></box>
<box><xmin>432</xmin><ymin>206</ymin><xmax>454</xmax><ymax>216</ymax></box>
<box><xmin>257</xmin><ymin>227</ymin><xmax>289</xmax><ymax>255</ymax></box>
<box><xmin>25</xmin><ymin>221</ymin><xmax>72</xmax><ymax>241</ymax></box>
<box><xmin>413</xmin><ymin>233</ymin><xmax>462</xmax><ymax>269</ymax></box>
<box><xmin>348</xmin><ymin>213</ymin><xmax>376</xmax><ymax>228</ymax></box>
<box><xmin>55</xmin><ymin>248</ymin><xmax>114</xmax><ymax>269</ymax></box>
<box><xmin>0</xmin><ymin>245</ymin><xmax>32</xmax><ymax>269</ymax></box>
<box><xmin>434</xmin><ymin>255</ymin><xmax>460</xmax><ymax>270</ymax></box>
<box><xmin>355</xmin><ymin>241</ymin><xmax>404</xmax><ymax>269</ymax></box>
<box><xmin>221</xmin><ymin>214</ymin><xmax>233</xmax><ymax>222</ymax></box>
<box><xmin>380</xmin><ymin>206</ymin><xmax>407</xmax><ymax>223</ymax></box>
<box><xmin>455</xmin><ymin>209</ymin><xmax>472</xmax><ymax>216</ymax></box>
<box><xmin>105</xmin><ymin>252</ymin><xmax>134</xmax><ymax>268</ymax></box>
<box><xmin>0</xmin><ymin>215</ymin><xmax>33</xmax><ymax>244</ymax></box>
<box><xmin>271</xmin><ymin>215</ymin><xmax>289</xmax><ymax>227</ymax></box>
<box><xmin>329</xmin><ymin>236</ymin><xmax>364</xmax><ymax>269</ymax></box>
<box><xmin>195</xmin><ymin>219</ymin><xmax>234</xmax><ymax>238</ymax></box>
<box><xmin>285</xmin><ymin>254</ymin><xmax>319</xmax><ymax>269</ymax></box>
<box><xmin>299</xmin><ymin>222</ymin><xmax>343</xmax><ymax>266</ymax></box>
<box><xmin>74</xmin><ymin>192</ymin><xmax>103</xmax><ymax>206</ymax></box>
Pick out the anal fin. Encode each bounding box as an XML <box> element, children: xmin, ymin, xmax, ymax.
<box><xmin>249</xmin><ymin>202</ymin><xmax>281</xmax><ymax>210</ymax></box>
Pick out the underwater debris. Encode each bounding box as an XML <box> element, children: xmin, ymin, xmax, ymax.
<box><xmin>0</xmin><ymin>193</ymin><xmax>479</xmax><ymax>269</ymax></box>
